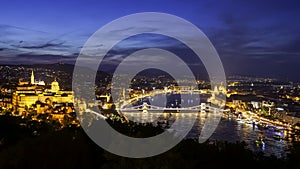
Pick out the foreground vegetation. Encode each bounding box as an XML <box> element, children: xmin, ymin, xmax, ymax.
<box><xmin>0</xmin><ymin>116</ymin><xmax>300</xmax><ymax>169</ymax></box>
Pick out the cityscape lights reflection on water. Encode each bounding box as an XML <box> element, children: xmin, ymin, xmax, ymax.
<box><xmin>120</xmin><ymin>93</ymin><xmax>298</xmax><ymax>158</ymax></box>
<box><xmin>122</xmin><ymin>111</ymin><xmax>293</xmax><ymax>158</ymax></box>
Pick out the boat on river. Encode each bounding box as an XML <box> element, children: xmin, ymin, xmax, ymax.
<box><xmin>273</xmin><ymin>133</ymin><xmax>283</xmax><ymax>140</ymax></box>
<box><xmin>237</xmin><ymin>114</ymin><xmax>244</xmax><ymax>123</ymax></box>
<box><xmin>255</xmin><ymin>137</ymin><xmax>266</xmax><ymax>149</ymax></box>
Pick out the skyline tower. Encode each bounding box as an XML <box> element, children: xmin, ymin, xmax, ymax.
<box><xmin>30</xmin><ymin>70</ymin><xmax>34</xmax><ymax>85</ymax></box>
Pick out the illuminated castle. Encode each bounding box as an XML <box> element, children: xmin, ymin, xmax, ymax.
<box><xmin>13</xmin><ymin>70</ymin><xmax>74</xmax><ymax>114</ymax></box>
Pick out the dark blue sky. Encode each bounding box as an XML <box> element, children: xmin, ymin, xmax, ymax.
<box><xmin>0</xmin><ymin>0</ymin><xmax>300</xmax><ymax>80</ymax></box>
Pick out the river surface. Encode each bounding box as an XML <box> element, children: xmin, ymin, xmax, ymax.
<box><xmin>190</xmin><ymin>114</ymin><xmax>292</xmax><ymax>158</ymax></box>
<box><xmin>122</xmin><ymin>112</ymin><xmax>292</xmax><ymax>158</ymax></box>
<box><xmin>122</xmin><ymin>93</ymin><xmax>295</xmax><ymax>158</ymax></box>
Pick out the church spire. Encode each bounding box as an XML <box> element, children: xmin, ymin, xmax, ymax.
<box><xmin>31</xmin><ymin>70</ymin><xmax>35</xmax><ymax>85</ymax></box>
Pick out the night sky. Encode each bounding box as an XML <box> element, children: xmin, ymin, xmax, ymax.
<box><xmin>0</xmin><ymin>0</ymin><xmax>300</xmax><ymax>80</ymax></box>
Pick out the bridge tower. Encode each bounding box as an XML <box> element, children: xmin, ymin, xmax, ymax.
<box><xmin>122</xmin><ymin>88</ymin><xmax>126</xmax><ymax>100</ymax></box>
<box><xmin>142</xmin><ymin>102</ymin><xmax>148</xmax><ymax>113</ymax></box>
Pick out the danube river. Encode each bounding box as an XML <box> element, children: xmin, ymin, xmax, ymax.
<box><xmin>121</xmin><ymin>93</ymin><xmax>294</xmax><ymax>158</ymax></box>
<box><xmin>122</xmin><ymin>111</ymin><xmax>292</xmax><ymax>158</ymax></box>
<box><xmin>190</xmin><ymin>114</ymin><xmax>292</xmax><ymax>158</ymax></box>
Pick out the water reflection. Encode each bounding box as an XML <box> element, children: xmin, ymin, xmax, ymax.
<box><xmin>122</xmin><ymin>112</ymin><xmax>292</xmax><ymax>158</ymax></box>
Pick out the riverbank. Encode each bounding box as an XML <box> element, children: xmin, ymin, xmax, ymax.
<box><xmin>224</xmin><ymin>111</ymin><xmax>300</xmax><ymax>142</ymax></box>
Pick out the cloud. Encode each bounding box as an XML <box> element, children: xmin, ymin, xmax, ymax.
<box><xmin>0</xmin><ymin>53</ymin><xmax>76</xmax><ymax>65</ymax></box>
<box><xmin>0</xmin><ymin>24</ymin><xmax>85</xmax><ymax>61</ymax></box>
<box><xmin>0</xmin><ymin>24</ymin><xmax>47</xmax><ymax>34</ymax></box>
<box><xmin>11</xmin><ymin>41</ymin><xmax>70</xmax><ymax>49</ymax></box>
<box><xmin>200</xmin><ymin>12</ymin><xmax>300</xmax><ymax>80</ymax></box>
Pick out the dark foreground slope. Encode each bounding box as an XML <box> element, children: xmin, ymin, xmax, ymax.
<box><xmin>0</xmin><ymin>116</ymin><xmax>300</xmax><ymax>169</ymax></box>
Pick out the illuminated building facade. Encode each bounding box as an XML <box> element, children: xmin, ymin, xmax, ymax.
<box><xmin>12</xmin><ymin>71</ymin><xmax>74</xmax><ymax>114</ymax></box>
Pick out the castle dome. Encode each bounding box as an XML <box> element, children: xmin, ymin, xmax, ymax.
<box><xmin>51</xmin><ymin>79</ymin><xmax>60</xmax><ymax>93</ymax></box>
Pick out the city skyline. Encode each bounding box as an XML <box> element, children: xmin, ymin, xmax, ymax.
<box><xmin>1</xmin><ymin>1</ymin><xmax>300</xmax><ymax>167</ymax></box>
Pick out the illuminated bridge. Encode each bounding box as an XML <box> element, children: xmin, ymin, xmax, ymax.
<box><xmin>116</xmin><ymin>88</ymin><xmax>226</xmax><ymax>113</ymax></box>
<box><xmin>117</xmin><ymin>102</ymin><xmax>220</xmax><ymax>113</ymax></box>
